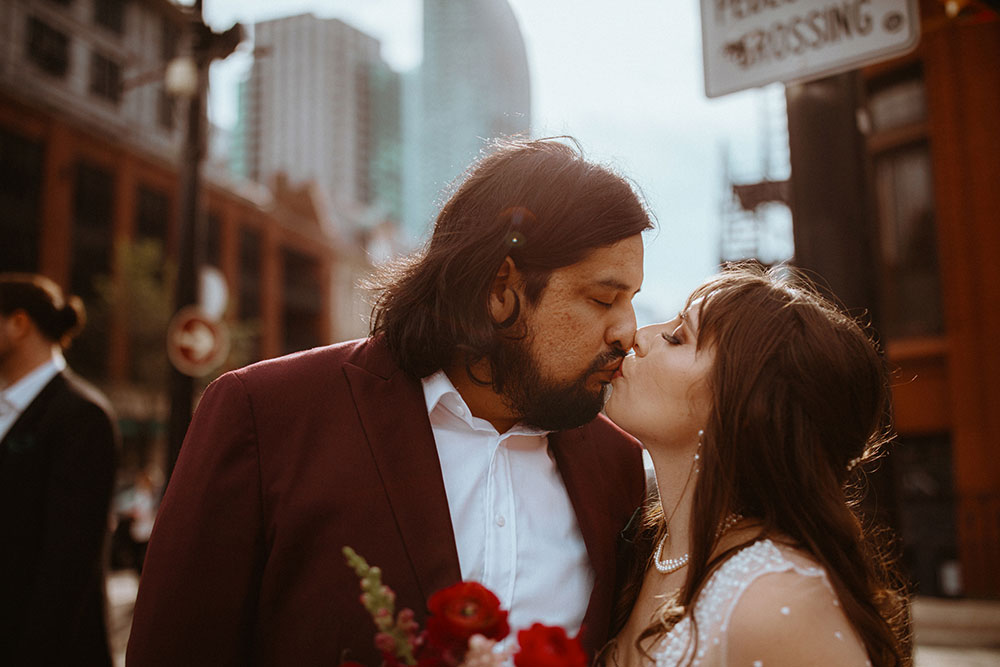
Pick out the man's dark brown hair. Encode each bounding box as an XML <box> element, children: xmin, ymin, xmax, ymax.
<box><xmin>370</xmin><ymin>137</ymin><xmax>653</xmax><ymax>381</ymax></box>
<box><xmin>0</xmin><ymin>273</ymin><xmax>85</xmax><ymax>348</ymax></box>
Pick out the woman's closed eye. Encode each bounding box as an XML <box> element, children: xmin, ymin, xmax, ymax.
<box><xmin>661</xmin><ymin>331</ymin><xmax>681</xmax><ymax>345</ymax></box>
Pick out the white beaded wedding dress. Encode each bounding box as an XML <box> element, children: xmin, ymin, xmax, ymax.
<box><xmin>652</xmin><ymin>539</ymin><xmax>873</xmax><ymax>667</ymax></box>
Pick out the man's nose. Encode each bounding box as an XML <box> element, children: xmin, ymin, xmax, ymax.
<box><xmin>607</xmin><ymin>303</ymin><xmax>638</xmax><ymax>351</ymax></box>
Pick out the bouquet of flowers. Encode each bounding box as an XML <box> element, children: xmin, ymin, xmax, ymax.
<box><xmin>341</xmin><ymin>547</ymin><xmax>587</xmax><ymax>667</ymax></box>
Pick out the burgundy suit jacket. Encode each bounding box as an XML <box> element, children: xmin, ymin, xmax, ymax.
<box><xmin>127</xmin><ymin>337</ymin><xmax>644</xmax><ymax>665</ymax></box>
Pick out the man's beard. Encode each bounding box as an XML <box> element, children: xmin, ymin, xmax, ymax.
<box><xmin>491</xmin><ymin>334</ymin><xmax>625</xmax><ymax>432</ymax></box>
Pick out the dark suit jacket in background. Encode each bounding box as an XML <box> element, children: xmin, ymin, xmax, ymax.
<box><xmin>0</xmin><ymin>370</ymin><xmax>119</xmax><ymax>666</ymax></box>
<box><xmin>127</xmin><ymin>336</ymin><xmax>645</xmax><ymax>666</ymax></box>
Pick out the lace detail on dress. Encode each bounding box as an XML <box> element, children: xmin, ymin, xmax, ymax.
<box><xmin>653</xmin><ymin>539</ymin><xmax>830</xmax><ymax>667</ymax></box>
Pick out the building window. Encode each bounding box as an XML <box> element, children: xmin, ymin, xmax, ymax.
<box><xmin>205</xmin><ymin>212</ymin><xmax>221</xmax><ymax>267</ymax></box>
<box><xmin>93</xmin><ymin>0</ymin><xmax>125</xmax><ymax>35</ymax></box>
<box><xmin>131</xmin><ymin>186</ymin><xmax>170</xmax><ymax>382</ymax></box>
<box><xmin>160</xmin><ymin>16</ymin><xmax>179</xmax><ymax>62</ymax></box>
<box><xmin>238</xmin><ymin>226</ymin><xmax>262</xmax><ymax>360</ymax></box>
<box><xmin>238</xmin><ymin>227</ymin><xmax>261</xmax><ymax>320</ymax></box>
<box><xmin>26</xmin><ymin>17</ymin><xmax>69</xmax><ymax>78</ymax></box>
<box><xmin>71</xmin><ymin>163</ymin><xmax>114</xmax><ymax>300</ymax></box>
<box><xmin>157</xmin><ymin>85</ymin><xmax>174</xmax><ymax>130</ymax></box>
<box><xmin>0</xmin><ymin>129</ymin><xmax>44</xmax><ymax>272</ymax></box>
<box><xmin>866</xmin><ymin>65</ymin><xmax>943</xmax><ymax>338</ymax></box>
<box><xmin>135</xmin><ymin>186</ymin><xmax>170</xmax><ymax>245</ymax></box>
<box><xmin>134</xmin><ymin>185</ymin><xmax>170</xmax><ymax>282</ymax></box>
<box><xmin>873</xmin><ymin>145</ymin><xmax>942</xmax><ymax>337</ymax></box>
<box><xmin>895</xmin><ymin>435</ymin><xmax>960</xmax><ymax>596</ymax></box>
<box><xmin>282</xmin><ymin>248</ymin><xmax>322</xmax><ymax>354</ymax></box>
<box><xmin>869</xmin><ymin>76</ymin><xmax>926</xmax><ymax>132</ymax></box>
<box><xmin>90</xmin><ymin>52</ymin><xmax>123</xmax><ymax>104</ymax></box>
<box><xmin>67</xmin><ymin>161</ymin><xmax>115</xmax><ymax>379</ymax></box>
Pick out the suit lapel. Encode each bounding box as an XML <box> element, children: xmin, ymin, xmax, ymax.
<box><xmin>343</xmin><ymin>355</ymin><xmax>461</xmax><ymax>606</ymax></box>
<box><xmin>342</xmin><ymin>341</ymin><xmax>617</xmax><ymax>651</ymax></box>
<box><xmin>550</xmin><ymin>427</ymin><xmax>615</xmax><ymax>653</ymax></box>
<box><xmin>1</xmin><ymin>373</ymin><xmax>65</xmax><ymax>461</ymax></box>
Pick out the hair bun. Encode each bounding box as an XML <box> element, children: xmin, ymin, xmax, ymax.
<box><xmin>57</xmin><ymin>295</ymin><xmax>86</xmax><ymax>342</ymax></box>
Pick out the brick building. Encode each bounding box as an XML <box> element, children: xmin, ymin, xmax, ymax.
<box><xmin>786</xmin><ymin>0</ymin><xmax>1000</xmax><ymax>598</ymax></box>
<box><xmin>0</xmin><ymin>0</ymin><xmax>372</xmax><ymax>472</ymax></box>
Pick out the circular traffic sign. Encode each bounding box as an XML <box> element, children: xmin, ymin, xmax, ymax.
<box><xmin>166</xmin><ymin>306</ymin><xmax>230</xmax><ymax>377</ymax></box>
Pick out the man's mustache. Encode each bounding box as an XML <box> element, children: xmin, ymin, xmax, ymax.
<box><xmin>588</xmin><ymin>346</ymin><xmax>628</xmax><ymax>374</ymax></box>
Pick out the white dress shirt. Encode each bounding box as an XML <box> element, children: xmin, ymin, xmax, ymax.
<box><xmin>0</xmin><ymin>351</ymin><xmax>66</xmax><ymax>441</ymax></box>
<box><xmin>422</xmin><ymin>370</ymin><xmax>594</xmax><ymax>640</ymax></box>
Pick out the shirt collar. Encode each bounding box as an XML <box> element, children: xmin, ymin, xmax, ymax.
<box><xmin>422</xmin><ymin>369</ymin><xmax>459</xmax><ymax>416</ymax></box>
<box><xmin>2</xmin><ymin>350</ymin><xmax>65</xmax><ymax>412</ymax></box>
<box><xmin>421</xmin><ymin>369</ymin><xmax>550</xmax><ymax>438</ymax></box>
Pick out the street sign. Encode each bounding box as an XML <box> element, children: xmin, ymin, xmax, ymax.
<box><xmin>701</xmin><ymin>0</ymin><xmax>920</xmax><ymax>98</ymax></box>
<box><xmin>166</xmin><ymin>306</ymin><xmax>230</xmax><ymax>377</ymax></box>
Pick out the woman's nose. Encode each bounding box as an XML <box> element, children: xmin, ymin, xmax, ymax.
<box><xmin>632</xmin><ymin>323</ymin><xmax>662</xmax><ymax>357</ymax></box>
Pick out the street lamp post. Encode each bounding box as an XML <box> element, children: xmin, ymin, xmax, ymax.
<box><xmin>164</xmin><ymin>1</ymin><xmax>241</xmax><ymax>485</ymax></box>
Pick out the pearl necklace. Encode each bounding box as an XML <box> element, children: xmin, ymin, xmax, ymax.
<box><xmin>652</xmin><ymin>537</ymin><xmax>689</xmax><ymax>574</ymax></box>
<box><xmin>653</xmin><ymin>513</ymin><xmax>743</xmax><ymax>574</ymax></box>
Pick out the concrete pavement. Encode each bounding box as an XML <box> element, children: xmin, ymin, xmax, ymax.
<box><xmin>108</xmin><ymin>569</ymin><xmax>138</xmax><ymax>667</ymax></box>
<box><xmin>911</xmin><ymin>596</ymin><xmax>1000</xmax><ymax>666</ymax></box>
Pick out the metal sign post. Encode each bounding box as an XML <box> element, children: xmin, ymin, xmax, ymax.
<box><xmin>164</xmin><ymin>1</ymin><xmax>242</xmax><ymax>486</ymax></box>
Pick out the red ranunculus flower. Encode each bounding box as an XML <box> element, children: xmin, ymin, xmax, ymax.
<box><xmin>425</xmin><ymin>582</ymin><xmax>510</xmax><ymax>653</ymax></box>
<box><xmin>513</xmin><ymin>624</ymin><xmax>587</xmax><ymax>667</ymax></box>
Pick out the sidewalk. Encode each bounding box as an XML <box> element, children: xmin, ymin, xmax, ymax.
<box><xmin>911</xmin><ymin>596</ymin><xmax>1000</xmax><ymax>666</ymax></box>
<box><xmin>107</xmin><ymin>572</ymin><xmax>1000</xmax><ymax>665</ymax></box>
<box><xmin>108</xmin><ymin>569</ymin><xmax>138</xmax><ymax>667</ymax></box>
<box><xmin>914</xmin><ymin>646</ymin><xmax>1000</xmax><ymax>666</ymax></box>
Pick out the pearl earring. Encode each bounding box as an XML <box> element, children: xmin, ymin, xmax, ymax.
<box><xmin>694</xmin><ymin>429</ymin><xmax>703</xmax><ymax>472</ymax></box>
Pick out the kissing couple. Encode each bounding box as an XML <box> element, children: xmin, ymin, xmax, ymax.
<box><xmin>128</xmin><ymin>138</ymin><xmax>909</xmax><ymax>666</ymax></box>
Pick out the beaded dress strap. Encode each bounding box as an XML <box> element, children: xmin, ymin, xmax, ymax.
<box><xmin>654</xmin><ymin>539</ymin><xmax>831</xmax><ymax>667</ymax></box>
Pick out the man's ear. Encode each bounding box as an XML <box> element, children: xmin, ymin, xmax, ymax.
<box><xmin>489</xmin><ymin>256</ymin><xmax>521</xmax><ymax>326</ymax></box>
<box><xmin>4</xmin><ymin>310</ymin><xmax>33</xmax><ymax>341</ymax></box>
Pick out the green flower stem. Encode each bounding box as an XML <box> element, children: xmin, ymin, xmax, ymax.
<box><xmin>342</xmin><ymin>547</ymin><xmax>417</xmax><ymax>665</ymax></box>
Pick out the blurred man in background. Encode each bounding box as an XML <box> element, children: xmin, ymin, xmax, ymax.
<box><xmin>0</xmin><ymin>273</ymin><xmax>119</xmax><ymax>666</ymax></box>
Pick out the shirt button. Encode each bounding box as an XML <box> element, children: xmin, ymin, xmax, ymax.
<box><xmin>495</xmin><ymin>514</ymin><xmax>506</xmax><ymax>527</ymax></box>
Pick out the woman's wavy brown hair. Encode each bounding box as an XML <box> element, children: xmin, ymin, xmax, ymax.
<box><xmin>370</xmin><ymin>137</ymin><xmax>653</xmax><ymax>383</ymax></box>
<box><xmin>610</xmin><ymin>263</ymin><xmax>910</xmax><ymax>666</ymax></box>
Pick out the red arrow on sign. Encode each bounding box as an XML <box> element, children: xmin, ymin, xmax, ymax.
<box><xmin>166</xmin><ymin>306</ymin><xmax>230</xmax><ymax>377</ymax></box>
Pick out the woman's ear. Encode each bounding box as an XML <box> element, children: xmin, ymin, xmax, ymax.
<box><xmin>489</xmin><ymin>256</ymin><xmax>521</xmax><ymax>325</ymax></box>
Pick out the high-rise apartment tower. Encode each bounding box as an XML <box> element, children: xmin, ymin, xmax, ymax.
<box><xmin>407</xmin><ymin>0</ymin><xmax>531</xmax><ymax>239</ymax></box>
<box><xmin>241</xmin><ymin>14</ymin><xmax>402</xmax><ymax>229</ymax></box>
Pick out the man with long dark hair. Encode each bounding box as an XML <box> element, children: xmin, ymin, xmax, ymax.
<box><xmin>129</xmin><ymin>138</ymin><xmax>653</xmax><ymax>664</ymax></box>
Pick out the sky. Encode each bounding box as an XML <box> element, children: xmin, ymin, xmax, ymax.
<box><xmin>201</xmin><ymin>0</ymin><xmax>792</xmax><ymax>325</ymax></box>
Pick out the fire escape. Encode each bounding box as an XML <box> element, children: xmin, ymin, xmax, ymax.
<box><xmin>719</xmin><ymin>85</ymin><xmax>793</xmax><ymax>267</ymax></box>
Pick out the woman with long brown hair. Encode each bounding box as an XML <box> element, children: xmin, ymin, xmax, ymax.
<box><xmin>600</xmin><ymin>264</ymin><xmax>910</xmax><ymax>666</ymax></box>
